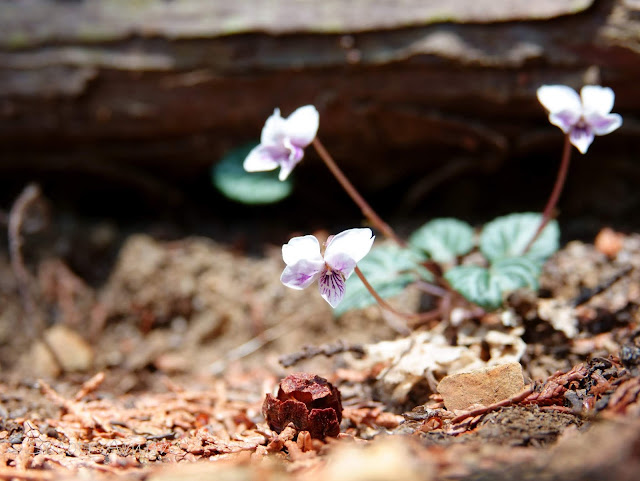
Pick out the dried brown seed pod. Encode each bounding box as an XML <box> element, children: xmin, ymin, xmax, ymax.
<box><xmin>262</xmin><ymin>372</ymin><xmax>342</xmax><ymax>439</ymax></box>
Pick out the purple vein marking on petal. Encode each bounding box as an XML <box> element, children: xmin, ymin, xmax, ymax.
<box><xmin>296</xmin><ymin>272</ymin><xmax>313</xmax><ymax>285</ymax></box>
<box><xmin>318</xmin><ymin>272</ymin><xmax>346</xmax><ymax>307</ymax></box>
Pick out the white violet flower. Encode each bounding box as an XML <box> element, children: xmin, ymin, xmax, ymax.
<box><xmin>243</xmin><ymin>105</ymin><xmax>319</xmax><ymax>181</ymax></box>
<box><xmin>537</xmin><ymin>85</ymin><xmax>622</xmax><ymax>154</ymax></box>
<box><xmin>280</xmin><ymin>228</ymin><xmax>375</xmax><ymax>308</ymax></box>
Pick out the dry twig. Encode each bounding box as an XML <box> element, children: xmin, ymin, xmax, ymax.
<box><xmin>279</xmin><ymin>341</ymin><xmax>365</xmax><ymax>368</ymax></box>
<box><xmin>571</xmin><ymin>265</ymin><xmax>633</xmax><ymax>307</ymax></box>
<box><xmin>8</xmin><ymin>183</ymin><xmax>44</xmax><ymax>335</ymax></box>
<box><xmin>606</xmin><ymin>377</ymin><xmax>640</xmax><ymax>415</ymax></box>
<box><xmin>209</xmin><ymin>323</ymin><xmax>293</xmax><ymax>375</ymax></box>
<box><xmin>450</xmin><ymin>387</ymin><xmax>535</xmax><ymax>425</ymax></box>
<box><xmin>73</xmin><ymin>372</ymin><xmax>106</xmax><ymax>402</ymax></box>
<box><xmin>522</xmin><ymin>364</ymin><xmax>588</xmax><ymax>406</ymax></box>
<box><xmin>449</xmin><ymin>364</ymin><xmax>591</xmax><ymax>428</ymax></box>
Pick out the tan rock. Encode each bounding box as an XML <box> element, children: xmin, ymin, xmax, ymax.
<box><xmin>437</xmin><ymin>362</ymin><xmax>525</xmax><ymax>411</ymax></box>
<box><xmin>27</xmin><ymin>340</ymin><xmax>62</xmax><ymax>378</ymax></box>
<box><xmin>44</xmin><ymin>325</ymin><xmax>94</xmax><ymax>372</ymax></box>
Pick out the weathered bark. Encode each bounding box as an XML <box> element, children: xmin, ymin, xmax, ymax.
<box><xmin>0</xmin><ymin>0</ymin><xmax>638</xmax><ymax>222</ymax></box>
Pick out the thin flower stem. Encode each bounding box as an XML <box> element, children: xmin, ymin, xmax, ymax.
<box><xmin>312</xmin><ymin>137</ymin><xmax>406</xmax><ymax>247</ymax></box>
<box><xmin>524</xmin><ymin>134</ymin><xmax>572</xmax><ymax>253</ymax></box>
<box><xmin>414</xmin><ymin>280</ymin><xmax>449</xmax><ymax>298</ymax></box>
<box><xmin>354</xmin><ymin>266</ymin><xmax>441</xmax><ymax>323</ymax></box>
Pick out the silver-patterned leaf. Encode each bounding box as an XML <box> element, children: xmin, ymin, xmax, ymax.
<box><xmin>445</xmin><ymin>257</ymin><xmax>540</xmax><ymax>310</ymax></box>
<box><xmin>409</xmin><ymin>218</ymin><xmax>475</xmax><ymax>263</ymax></box>
<box><xmin>480</xmin><ymin>212</ymin><xmax>559</xmax><ymax>263</ymax></box>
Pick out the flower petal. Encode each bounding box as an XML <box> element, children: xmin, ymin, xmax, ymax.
<box><xmin>318</xmin><ymin>272</ymin><xmax>346</xmax><ymax>308</ymax></box>
<box><xmin>324</xmin><ymin>228</ymin><xmax>375</xmax><ymax>267</ymax></box>
<box><xmin>261</xmin><ymin>108</ymin><xmax>287</xmax><ymax>146</ymax></box>
<box><xmin>548</xmin><ymin>110</ymin><xmax>581</xmax><ymax>133</ymax></box>
<box><xmin>580</xmin><ymin>85</ymin><xmax>615</xmax><ymax>116</ymax></box>
<box><xmin>282</xmin><ymin>235</ymin><xmax>324</xmax><ymax>266</ymax></box>
<box><xmin>537</xmin><ymin>85</ymin><xmax>582</xmax><ymax>116</ymax></box>
<box><xmin>281</xmin><ymin>260</ymin><xmax>323</xmax><ymax>290</ymax></box>
<box><xmin>569</xmin><ymin>125</ymin><xmax>594</xmax><ymax>154</ymax></box>
<box><xmin>325</xmin><ymin>252</ymin><xmax>357</xmax><ymax>279</ymax></box>
<box><xmin>243</xmin><ymin>144</ymin><xmax>281</xmax><ymax>173</ymax></box>
<box><xmin>285</xmin><ymin>137</ymin><xmax>305</xmax><ymax>163</ymax></box>
<box><xmin>284</xmin><ymin>105</ymin><xmax>319</xmax><ymax>148</ymax></box>
<box><xmin>586</xmin><ymin>112</ymin><xmax>622</xmax><ymax>136</ymax></box>
<box><xmin>278</xmin><ymin>159</ymin><xmax>297</xmax><ymax>181</ymax></box>
<box><xmin>277</xmin><ymin>138</ymin><xmax>305</xmax><ymax>181</ymax></box>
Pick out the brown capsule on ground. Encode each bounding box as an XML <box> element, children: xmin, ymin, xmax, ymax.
<box><xmin>262</xmin><ymin>372</ymin><xmax>342</xmax><ymax>439</ymax></box>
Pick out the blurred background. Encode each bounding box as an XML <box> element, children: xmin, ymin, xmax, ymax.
<box><xmin>1</xmin><ymin>6</ymin><xmax>640</xmax><ymax>471</ymax></box>
<box><xmin>0</xmin><ymin>0</ymin><xmax>639</xmax><ymax>394</ymax></box>
<box><xmin>1</xmin><ymin>0</ymin><xmax>639</xmax><ymax>254</ymax></box>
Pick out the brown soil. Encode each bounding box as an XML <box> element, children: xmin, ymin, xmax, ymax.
<box><xmin>1</xmin><ymin>204</ymin><xmax>639</xmax><ymax>481</ymax></box>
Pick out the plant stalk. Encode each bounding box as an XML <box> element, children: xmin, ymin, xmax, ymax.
<box><xmin>354</xmin><ymin>266</ymin><xmax>441</xmax><ymax>323</ymax></box>
<box><xmin>312</xmin><ymin>138</ymin><xmax>405</xmax><ymax>247</ymax></box>
<box><xmin>524</xmin><ymin>134</ymin><xmax>572</xmax><ymax>253</ymax></box>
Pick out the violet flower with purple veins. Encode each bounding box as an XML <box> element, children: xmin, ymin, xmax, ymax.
<box><xmin>280</xmin><ymin>228</ymin><xmax>375</xmax><ymax>308</ymax></box>
<box><xmin>537</xmin><ymin>85</ymin><xmax>622</xmax><ymax>154</ymax></box>
<box><xmin>243</xmin><ymin>105</ymin><xmax>319</xmax><ymax>181</ymax></box>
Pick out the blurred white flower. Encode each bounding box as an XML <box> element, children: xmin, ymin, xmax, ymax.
<box><xmin>243</xmin><ymin>105</ymin><xmax>319</xmax><ymax>180</ymax></box>
<box><xmin>537</xmin><ymin>85</ymin><xmax>622</xmax><ymax>154</ymax></box>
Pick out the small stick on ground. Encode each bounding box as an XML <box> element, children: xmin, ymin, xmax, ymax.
<box><xmin>73</xmin><ymin>372</ymin><xmax>106</xmax><ymax>401</ymax></box>
<box><xmin>450</xmin><ymin>386</ymin><xmax>535</xmax><ymax>425</ymax></box>
<box><xmin>38</xmin><ymin>379</ymin><xmax>109</xmax><ymax>431</ymax></box>
<box><xmin>571</xmin><ymin>265</ymin><xmax>633</xmax><ymax>307</ymax></box>
<box><xmin>209</xmin><ymin>323</ymin><xmax>293</xmax><ymax>375</ymax></box>
<box><xmin>377</xmin><ymin>336</ymin><xmax>417</xmax><ymax>387</ymax></box>
<box><xmin>279</xmin><ymin>341</ymin><xmax>365</xmax><ymax>368</ymax></box>
<box><xmin>38</xmin><ymin>379</ymin><xmax>73</xmax><ymax>411</ymax></box>
<box><xmin>8</xmin><ymin>183</ymin><xmax>44</xmax><ymax>335</ymax></box>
